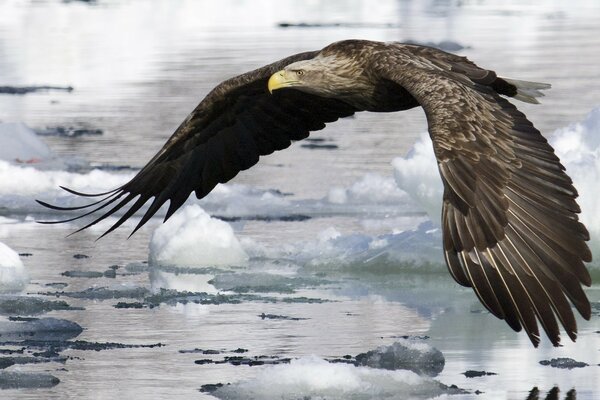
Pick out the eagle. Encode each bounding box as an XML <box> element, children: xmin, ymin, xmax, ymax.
<box><xmin>38</xmin><ymin>39</ymin><xmax>591</xmax><ymax>347</ymax></box>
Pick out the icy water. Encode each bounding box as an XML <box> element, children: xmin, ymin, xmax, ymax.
<box><xmin>1</xmin><ymin>0</ymin><xmax>600</xmax><ymax>399</ymax></box>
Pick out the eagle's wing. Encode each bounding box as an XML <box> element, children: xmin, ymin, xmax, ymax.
<box><xmin>38</xmin><ymin>51</ymin><xmax>357</xmax><ymax>237</ymax></box>
<box><xmin>378</xmin><ymin>46</ymin><xmax>591</xmax><ymax>346</ymax></box>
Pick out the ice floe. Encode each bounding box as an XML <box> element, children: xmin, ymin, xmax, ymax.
<box><xmin>0</xmin><ymin>242</ymin><xmax>28</xmax><ymax>294</ymax></box>
<box><xmin>148</xmin><ymin>205</ymin><xmax>248</xmax><ymax>267</ymax></box>
<box><xmin>208</xmin><ymin>355</ymin><xmax>463</xmax><ymax>400</ymax></box>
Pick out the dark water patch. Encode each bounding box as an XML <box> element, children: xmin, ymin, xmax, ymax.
<box><xmin>118</xmin><ymin>289</ymin><xmax>329</xmax><ymax>309</ymax></box>
<box><xmin>0</xmin><ymin>85</ymin><xmax>73</xmax><ymax>95</ymax></box>
<box><xmin>300</xmin><ymin>143</ymin><xmax>339</xmax><ymax>150</ymax></box>
<box><xmin>35</xmin><ymin>126</ymin><xmax>102</xmax><ymax>137</ymax></box>
<box><xmin>179</xmin><ymin>347</ymin><xmax>249</xmax><ymax>355</ymax></box>
<box><xmin>0</xmin><ymin>318</ymin><xmax>82</xmax><ymax>342</ymax></box>
<box><xmin>0</xmin><ymin>358</ymin><xmax>14</xmax><ymax>369</ymax></box>
<box><xmin>0</xmin><ymin>348</ymin><xmax>24</xmax><ymax>355</ymax></box>
<box><xmin>114</xmin><ymin>302</ymin><xmax>145</xmax><ymax>309</ymax></box>
<box><xmin>0</xmin><ymin>297</ymin><xmax>82</xmax><ymax>316</ymax></box>
<box><xmin>218</xmin><ymin>355</ymin><xmax>291</xmax><ymax>366</ymax></box>
<box><xmin>355</xmin><ymin>340</ymin><xmax>445</xmax><ymax>377</ymax></box>
<box><xmin>215</xmin><ymin>214</ymin><xmax>311</xmax><ymax>222</ymax></box>
<box><xmin>259</xmin><ymin>313</ymin><xmax>308</xmax><ymax>321</ymax></box>
<box><xmin>18</xmin><ymin>253</ymin><xmax>32</xmax><ymax>257</ymax></box>
<box><xmin>41</xmin><ymin>286</ymin><xmax>150</xmax><ymax>300</ymax></box>
<box><xmin>209</xmin><ymin>273</ymin><xmax>327</xmax><ymax>294</ymax></box>
<box><xmin>539</xmin><ymin>358</ymin><xmax>588</xmax><ymax>369</ymax></box>
<box><xmin>199</xmin><ymin>383</ymin><xmax>227</xmax><ymax>393</ymax></box>
<box><xmin>3</xmin><ymin>355</ymin><xmax>67</xmax><ymax>365</ymax></box>
<box><xmin>390</xmin><ymin>335</ymin><xmax>430</xmax><ymax>340</ymax></box>
<box><xmin>277</xmin><ymin>22</ymin><xmax>401</xmax><ymax>29</ymax></box>
<box><xmin>61</xmin><ymin>271</ymin><xmax>103</xmax><ymax>278</ymax></box>
<box><xmin>180</xmin><ymin>347</ymin><xmax>248</xmax><ymax>355</ymax></box>
<box><xmin>462</xmin><ymin>370</ymin><xmax>497</xmax><ymax>378</ymax></box>
<box><xmin>73</xmin><ymin>254</ymin><xmax>89</xmax><ymax>259</ymax></box>
<box><xmin>3</xmin><ymin>339</ymin><xmax>164</xmax><ymax>352</ymax></box>
<box><xmin>88</xmin><ymin>163</ymin><xmax>137</xmax><ymax>171</ymax></box>
<box><xmin>61</xmin><ymin>268</ymin><xmax>117</xmax><ymax>278</ymax></box>
<box><xmin>44</xmin><ymin>283</ymin><xmax>69</xmax><ymax>289</ymax></box>
<box><xmin>0</xmin><ymin>371</ymin><xmax>60</xmax><ymax>389</ymax></box>
<box><xmin>280</xmin><ymin>296</ymin><xmax>328</xmax><ymax>304</ymax></box>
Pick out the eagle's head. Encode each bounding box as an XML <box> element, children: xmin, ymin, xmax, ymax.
<box><xmin>268</xmin><ymin>53</ymin><xmax>370</xmax><ymax>99</ymax></box>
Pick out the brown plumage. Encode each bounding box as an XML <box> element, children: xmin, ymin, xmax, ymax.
<box><xmin>38</xmin><ymin>39</ymin><xmax>591</xmax><ymax>347</ymax></box>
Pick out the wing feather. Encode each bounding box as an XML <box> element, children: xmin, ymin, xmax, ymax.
<box><xmin>379</xmin><ymin>44</ymin><xmax>591</xmax><ymax>346</ymax></box>
<box><xmin>38</xmin><ymin>52</ymin><xmax>357</xmax><ymax>234</ymax></box>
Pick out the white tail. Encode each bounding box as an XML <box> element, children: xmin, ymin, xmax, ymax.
<box><xmin>503</xmin><ymin>78</ymin><xmax>551</xmax><ymax>104</ymax></box>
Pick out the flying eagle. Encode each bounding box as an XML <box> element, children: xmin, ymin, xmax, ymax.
<box><xmin>39</xmin><ymin>40</ymin><xmax>591</xmax><ymax>347</ymax></box>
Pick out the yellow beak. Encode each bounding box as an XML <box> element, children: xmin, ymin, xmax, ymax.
<box><xmin>268</xmin><ymin>70</ymin><xmax>292</xmax><ymax>93</ymax></box>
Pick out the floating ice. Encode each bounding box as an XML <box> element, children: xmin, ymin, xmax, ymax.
<box><xmin>209</xmin><ymin>355</ymin><xmax>462</xmax><ymax>400</ymax></box>
<box><xmin>0</xmin><ymin>161</ymin><xmax>132</xmax><ymax>197</ymax></box>
<box><xmin>291</xmin><ymin>222</ymin><xmax>444</xmax><ymax>270</ymax></box>
<box><xmin>149</xmin><ymin>205</ymin><xmax>248</xmax><ymax>267</ymax></box>
<box><xmin>392</xmin><ymin>132</ymin><xmax>442</xmax><ymax>225</ymax></box>
<box><xmin>0</xmin><ymin>242</ymin><xmax>28</xmax><ymax>294</ymax></box>
<box><xmin>355</xmin><ymin>339</ymin><xmax>445</xmax><ymax>377</ymax></box>
<box><xmin>327</xmin><ymin>173</ymin><xmax>408</xmax><ymax>205</ymax></box>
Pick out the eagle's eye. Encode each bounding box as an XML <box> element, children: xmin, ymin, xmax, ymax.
<box><xmin>296</xmin><ymin>70</ymin><xmax>305</xmax><ymax>76</ymax></box>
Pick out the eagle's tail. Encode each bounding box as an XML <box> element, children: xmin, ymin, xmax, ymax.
<box><xmin>503</xmin><ymin>78</ymin><xmax>551</xmax><ymax>104</ymax></box>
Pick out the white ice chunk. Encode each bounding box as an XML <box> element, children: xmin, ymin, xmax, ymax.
<box><xmin>551</xmin><ymin>107</ymin><xmax>600</xmax><ymax>261</ymax></box>
<box><xmin>392</xmin><ymin>132</ymin><xmax>442</xmax><ymax>225</ymax></box>
<box><xmin>327</xmin><ymin>173</ymin><xmax>407</xmax><ymax>205</ymax></box>
<box><xmin>149</xmin><ymin>205</ymin><xmax>247</xmax><ymax>267</ymax></box>
<box><xmin>0</xmin><ymin>242</ymin><xmax>28</xmax><ymax>293</ymax></box>
<box><xmin>210</xmin><ymin>355</ymin><xmax>460</xmax><ymax>400</ymax></box>
<box><xmin>0</xmin><ymin>161</ymin><xmax>132</xmax><ymax>197</ymax></box>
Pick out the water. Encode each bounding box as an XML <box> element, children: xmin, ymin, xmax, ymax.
<box><xmin>1</xmin><ymin>0</ymin><xmax>600</xmax><ymax>399</ymax></box>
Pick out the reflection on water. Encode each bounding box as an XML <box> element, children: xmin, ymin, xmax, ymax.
<box><xmin>1</xmin><ymin>0</ymin><xmax>600</xmax><ymax>399</ymax></box>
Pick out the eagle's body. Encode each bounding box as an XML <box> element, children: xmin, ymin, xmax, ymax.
<box><xmin>39</xmin><ymin>40</ymin><xmax>591</xmax><ymax>347</ymax></box>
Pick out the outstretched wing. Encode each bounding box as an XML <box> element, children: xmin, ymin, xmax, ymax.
<box><xmin>378</xmin><ymin>45</ymin><xmax>591</xmax><ymax>346</ymax></box>
<box><xmin>38</xmin><ymin>51</ymin><xmax>357</xmax><ymax>237</ymax></box>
